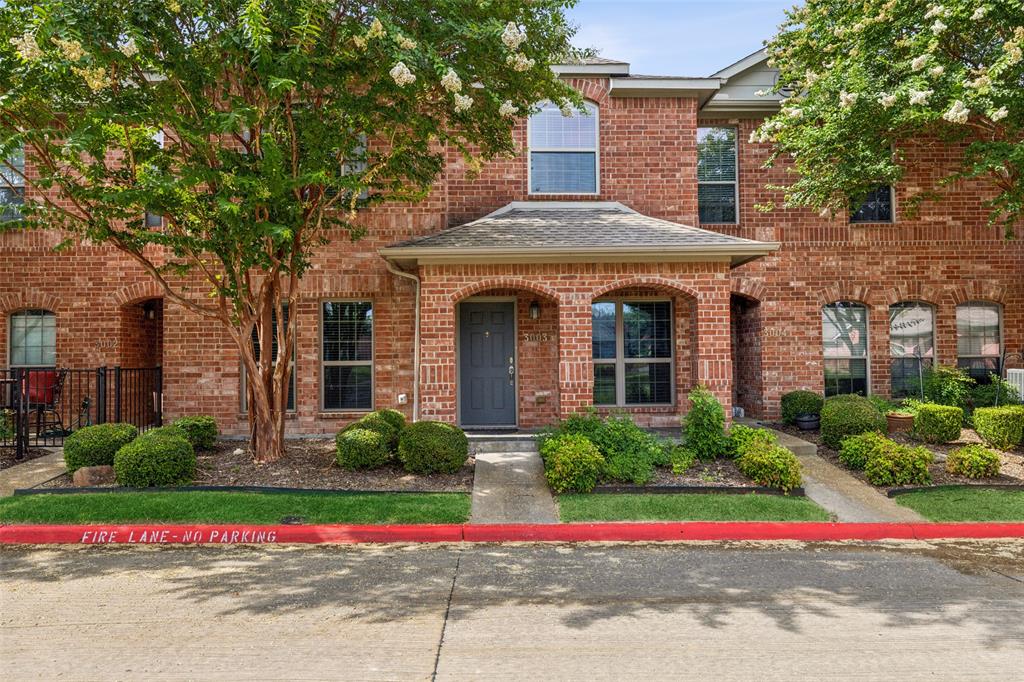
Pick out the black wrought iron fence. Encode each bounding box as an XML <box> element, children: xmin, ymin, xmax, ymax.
<box><xmin>0</xmin><ymin>366</ymin><xmax>162</xmax><ymax>459</ymax></box>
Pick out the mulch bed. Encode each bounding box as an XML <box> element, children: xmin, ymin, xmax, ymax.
<box><xmin>772</xmin><ymin>422</ymin><xmax>1024</xmax><ymax>491</ymax></box>
<box><xmin>34</xmin><ymin>439</ymin><xmax>475</xmax><ymax>493</ymax></box>
<box><xmin>1</xmin><ymin>448</ymin><xmax>51</xmax><ymax>471</ymax></box>
<box><xmin>596</xmin><ymin>457</ymin><xmax>754</xmax><ymax>490</ymax></box>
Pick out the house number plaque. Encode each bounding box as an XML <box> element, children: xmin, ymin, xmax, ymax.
<box><xmin>522</xmin><ymin>333</ymin><xmax>553</xmax><ymax>342</ymax></box>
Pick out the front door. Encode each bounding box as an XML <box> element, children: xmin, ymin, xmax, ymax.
<box><xmin>459</xmin><ymin>301</ymin><xmax>516</xmax><ymax>427</ymax></box>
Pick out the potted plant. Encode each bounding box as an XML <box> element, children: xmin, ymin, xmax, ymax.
<box><xmin>794</xmin><ymin>412</ymin><xmax>820</xmax><ymax>431</ymax></box>
<box><xmin>886</xmin><ymin>411</ymin><xmax>915</xmax><ymax>434</ymax></box>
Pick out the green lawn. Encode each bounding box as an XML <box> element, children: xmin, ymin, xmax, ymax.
<box><xmin>558</xmin><ymin>493</ymin><xmax>830</xmax><ymax>522</ymax></box>
<box><xmin>0</xmin><ymin>491</ymin><xmax>471</xmax><ymax>525</ymax></box>
<box><xmin>895</xmin><ymin>487</ymin><xmax>1024</xmax><ymax>522</ymax></box>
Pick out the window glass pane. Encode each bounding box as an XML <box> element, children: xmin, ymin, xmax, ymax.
<box><xmin>891</xmin><ymin>357</ymin><xmax>932</xmax><ymax>399</ymax></box>
<box><xmin>624</xmin><ymin>362</ymin><xmax>672</xmax><ymax>405</ymax></box>
<box><xmin>593</xmin><ymin>364</ymin><xmax>616</xmax><ymax>405</ymax></box>
<box><xmin>889</xmin><ymin>302</ymin><xmax>934</xmax><ymax>358</ymax></box>
<box><xmin>823</xmin><ymin>302</ymin><xmax>868</xmax><ymax>359</ymax></box>
<box><xmin>958</xmin><ymin>357</ymin><xmax>1001</xmax><ymax>384</ymax></box>
<box><xmin>623</xmin><ymin>302</ymin><xmax>671</xmax><ymax>359</ymax></box>
<box><xmin>530</xmin><ymin>152</ymin><xmax>597</xmax><ymax>193</ymax></box>
<box><xmin>697</xmin><ymin>127</ymin><xmax>736</xmax><ymax>182</ymax></box>
<box><xmin>9</xmin><ymin>310</ymin><xmax>56</xmax><ymax>367</ymax></box>
<box><xmin>824</xmin><ymin>358</ymin><xmax>868</xmax><ymax>397</ymax></box>
<box><xmin>529</xmin><ymin>101</ymin><xmax>597</xmax><ymax>150</ymax></box>
<box><xmin>591</xmin><ymin>302</ymin><xmax>616</xmax><ymax>359</ymax></box>
<box><xmin>2</xmin><ymin>146</ymin><xmax>24</xmax><ymax>187</ymax></box>
<box><xmin>324</xmin><ymin>365</ymin><xmax>373</xmax><ymax>410</ymax></box>
<box><xmin>851</xmin><ymin>186</ymin><xmax>893</xmax><ymax>222</ymax></box>
<box><xmin>322</xmin><ymin>301</ymin><xmax>373</xmax><ymax>362</ymax></box>
<box><xmin>698</xmin><ymin>184</ymin><xmax>736</xmax><ymax>223</ymax></box>
<box><xmin>956</xmin><ymin>303</ymin><xmax>1000</xmax><ymax>357</ymax></box>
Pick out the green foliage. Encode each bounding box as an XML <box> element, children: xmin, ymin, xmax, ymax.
<box><xmin>866</xmin><ymin>395</ymin><xmax>897</xmax><ymax>415</ymax></box>
<box><xmin>736</xmin><ymin>442</ymin><xmax>802</xmax><ymax>493</ymax></box>
<box><xmin>335</xmin><ymin>427</ymin><xmax>392</xmax><ymax>470</ymax></box>
<box><xmin>670</xmin><ymin>446</ymin><xmax>697</xmax><ymax>475</ymax></box>
<box><xmin>683</xmin><ymin>385</ymin><xmax>727</xmax><ymax>459</ymax></box>
<box><xmin>972</xmin><ymin>406</ymin><xmax>1024</xmax><ymax>450</ymax></box>
<box><xmin>913</xmin><ymin>403</ymin><xmax>964</xmax><ymax>443</ymax></box>
<box><xmin>923</xmin><ymin>366</ymin><xmax>975</xmax><ymax>410</ymax></box>
<box><xmin>347</xmin><ymin>412</ymin><xmax>401</xmax><ymax>452</ymax></box>
<box><xmin>970</xmin><ymin>375</ymin><xmax>1023</xmax><ymax>410</ymax></box>
<box><xmin>820</xmin><ymin>395</ymin><xmax>886</xmax><ymax>449</ymax></box>
<box><xmin>838</xmin><ymin>431</ymin><xmax>891</xmax><ymax>471</ymax></box>
<box><xmin>542</xmin><ymin>434</ymin><xmax>605</xmax><ymax>494</ymax></box>
<box><xmin>63</xmin><ymin>423</ymin><xmax>139</xmax><ymax>473</ymax></box>
<box><xmin>0</xmin><ymin>409</ymin><xmax>14</xmax><ymax>441</ymax></box>
<box><xmin>726</xmin><ymin>424</ymin><xmax>777</xmax><ymax>459</ymax></box>
<box><xmin>946</xmin><ymin>444</ymin><xmax>1001</xmax><ymax>479</ymax></box>
<box><xmin>144</xmin><ymin>425</ymin><xmax>188</xmax><ymax>440</ymax></box>
<box><xmin>538</xmin><ymin>409</ymin><xmax>604</xmax><ymax>455</ymax></box>
<box><xmin>172</xmin><ymin>416</ymin><xmax>219</xmax><ymax>450</ymax></box>
<box><xmin>780</xmin><ymin>390</ymin><xmax>824</xmax><ymax>424</ymax></box>
<box><xmin>591</xmin><ymin>416</ymin><xmax>662</xmax><ymax>484</ymax></box>
<box><xmin>760</xmin><ymin>0</ymin><xmax>1024</xmax><ymax>233</ymax></box>
<box><xmin>373</xmin><ymin>409</ymin><xmax>408</xmax><ymax>434</ymax></box>
<box><xmin>397</xmin><ymin>421</ymin><xmax>468</xmax><ymax>475</ymax></box>
<box><xmin>863</xmin><ymin>443</ymin><xmax>933</xmax><ymax>487</ymax></box>
<box><xmin>653</xmin><ymin>440</ymin><xmax>674</xmax><ymax>468</ymax></box>
<box><xmin>113</xmin><ymin>433</ymin><xmax>196</xmax><ymax>487</ymax></box>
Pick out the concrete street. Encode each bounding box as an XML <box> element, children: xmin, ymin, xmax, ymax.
<box><xmin>2</xmin><ymin>540</ymin><xmax>1023</xmax><ymax>680</ymax></box>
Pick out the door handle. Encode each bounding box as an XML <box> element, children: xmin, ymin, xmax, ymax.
<box><xmin>508</xmin><ymin>359</ymin><xmax>515</xmax><ymax>385</ymax></box>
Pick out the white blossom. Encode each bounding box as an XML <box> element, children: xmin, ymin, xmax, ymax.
<box><xmin>120</xmin><ymin>38</ymin><xmax>138</xmax><ymax>58</ymax></box>
<box><xmin>73</xmin><ymin>65</ymin><xmax>107</xmax><ymax>91</ymax></box>
<box><xmin>878</xmin><ymin>93</ymin><xmax>898</xmax><ymax>108</ymax></box>
<box><xmin>499</xmin><ymin>100</ymin><xmax>518</xmax><ymax>118</ymax></box>
<box><xmin>440</xmin><ymin>68</ymin><xmax>462</xmax><ymax>93</ymax></box>
<box><xmin>453</xmin><ymin>94</ymin><xmax>473</xmax><ymax>112</ymax></box>
<box><xmin>506</xmin><ymin>52</ymin><xmax>534</xmax><ymax>72</ymax></box>
<box><xmin>839</xmin><ymin>91</ymin><xmax>858</xmax><ymax>108</ymax></box>
<box><xmin>924</xmin><ymin>5</ymin><xmax>946</xmax><ymax>19</ymax></box>
<box><xmin>911</xmin><ymin>54</ymin><xmax>929</xmax><ymax>71</ymax></box>
<box><xmin>10</xmin><ymin>33</ymin><xmax>42</xmax><ymax>61</ymax></box>
<box><xmin>755</xmin><ymin>89</ymin><xmax>769</xmax><ymax>97</ymax></box>
<box><xmin>396</xmin><ymin>35</ymin><xmax>417</xmax><ymax>50</ymax></box>
<box><xmin>989</xmin><ymin>106</ymin><xmax>1008</xmax><ymax>122</ymax></box>
<box><xmin>972</xmin><ymin>6</ymin><xmax>989</xmax><ymax>21</ymax></box>
<box><xmin>931</xmin><ymin>19</ymin><xmax>947</xmax><ymax>35</ymax></box>
<box><xmin>909</xmin><ymin>88</ymin><xmax>933</xmax><ymax>105</ymax></box>
<box><xmin>389</xmin><ymin>61</ymin><xmax>416</xmax><ymax>86</ymax></box>
<box><xmin>501</xmin><ymin>22</ymin><xmax>526</xmax><ymax>50</ymax></box>
<box><xmin>54</xmin><ymin>37</ymin><xmax>85</xmax><ymax>61</ymax></box>
<box><xmin>929</xmin><ymin>65</ymin><xmax>945</xmax><ymax>77</ymax></box>
<box><xmin>1005</xmin><ymin>41</ymin><xmax>1022</xmax><ymax>65</ymax></box>
<box><xmin>965</xmin><ymin>74</ymin><xmax>992</xmax><ymax>89</ymax></box>
<box><xmin>366</xmin><ymin>18</ymin><xmax>385</xmax><ymax>40</ymax></box>
<box><xmin>352</xmin><ymin>35</ymin><xmax>367</xmax><ymax>49</ymax></box>
<box><xmin>804</xmin><ymin>70</ymin><xmax>819</xmax><ymax>87</ymax></box>
<box><xmin>942</xmin><ymin>100</ymin><xmax>970</xmax><ymax>124</ymax></box>
<box><xmin>784</xmin><ymin>107</ymin><xmax>804</xmax><ymax>119</ymax></box>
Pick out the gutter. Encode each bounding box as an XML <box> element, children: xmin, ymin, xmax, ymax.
<box><xmin>383</xmin><ymin>259</ymin><xmax>421</xmax><ymax>422</ymax></box>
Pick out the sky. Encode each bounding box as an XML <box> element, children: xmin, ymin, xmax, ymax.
<box><xmin>566</xmin><ymin>0</ymin><xmax>795</xmax><ymax>76</ymax></box>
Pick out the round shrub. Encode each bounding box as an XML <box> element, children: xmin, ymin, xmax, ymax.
<box><xmin>972</xmin><ymin>406</ymin><xmax>1024</xmax><ymax>450</ymax></box>
<box><xmin>374</xmin><ymin>409</ymin><xmax>408</xmax><ymax>434</ymax></box>
<box><xmin>781</xmin><ymin>390</ymin><xmax>825</xmax><ymax>424</ymax></box>
<box><xmin>542</xmin><ymin>434</ymin><xmax>605</xmax><ymax>493</ymax></box>
<box><xmin>683</xmin><ymin>385</ymin><xmax>727</xmax><ymax>459</ymax></box>
<box><xmin>820</xmin><ymin>396</ymin><xmax>886</xmax><ymax>449</ymax></box>
<box><xmin>863</xmin><ymin>443</ymin><xmax>933</xmax><ymax>487</ymax></box>
<box><xmin>946</xmin><ymin>444</ymin><xmax>1001</xmax><ymax>479</ymax></box>
<box><xmin>727</xmin><ymin>424</ymin><xmax>777</xmax><ymax>458</ymax></box>
<box><xmin>63</xmin><ymin>423</ymin><xmax>139</xmax><ymax>473</ymax></box>
<box><xmin>591</xmin><ymin>416</ymin><xmax>662</xmax><ymax>484</ymax></box>
<box><xmin>398</xmin><ymin>421</ymin><xmax>469</xmax><ymax>474</ymax></box>
<box><xmin>838</xmin><ymin>431</ymin><xmax>891</xmax><ymax>471</ymax></box>
<box><xmin>736</xmin><ymin>442</ymin><xmax>802</xmax><ymax>493</ymax></box>
<box><xmin>349</xmin><ymin>413</ymin><xmax>401</xmax><ymax>452</ymax></box>
<box><xmin>913</xmin><ymin>404</ymin><xmax>963</xmax><ymax>444</ymax></box>
<box><xmin>172</xmin><ymin>415</ymin><xmax>219</xmax><ymax>450</ymax></box>
<box><xmin>144</xmin><ymin>425</ymin><xmax>187</xmax><ymax>440</ymax></box>
<box><xmin>335</xmin><ymin>428</ymin><xmax>392</xmax><ymax>470</ymax></box>
<box><xmin>113</xmin><ymin>433</ymin><xmax>196</xmax><ymax>487</ymax></box>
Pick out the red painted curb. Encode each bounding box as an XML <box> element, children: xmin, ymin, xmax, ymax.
<box><xmin>2</xmin><ymin>522</ymin><xmax>1023</xmax><ymax>545</ymax></box>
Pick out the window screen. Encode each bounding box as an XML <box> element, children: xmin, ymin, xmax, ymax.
<box><xmin>823</xmin><ymin>302</ymin><xmax>868</xmax><ymax>396</ymax></box>
<box><xmin>697</xmin><ymin>127</ymin><xmax>737</xmax><ymax>223</ymax></box>
<box><xmin>529</xmin><ymin>101</ymin><xmax>598</xmax><ymax>194</ymax></box>
<box><xmin>957</xmin><ymin>302</ymin><xmax>1001</xmax><ymax>383</ymax></box>
<box><xmin>889</xmin><ymin>302</ymin><xmax>934</xmax><ymax>398</ymax></box>
<box><xmin>322</xmin><ymin>301</ymin><xmax>373</xmax><ymax>410</ymax></box>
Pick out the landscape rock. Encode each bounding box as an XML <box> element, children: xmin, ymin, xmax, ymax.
<box><xmin>72</xmin><ymin>465</ymin><xmax>116</xmax><ymax>487</ymax></box>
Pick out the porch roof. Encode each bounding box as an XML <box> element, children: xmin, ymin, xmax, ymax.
<box><xmin>379</xmin><ymin>202</ymin><xmax>779</xmax><ymax>267</ymax></box>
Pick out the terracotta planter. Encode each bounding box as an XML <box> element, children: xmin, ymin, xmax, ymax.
<box><xmin>887</xmin><ymin>412</ymin><xmax>914</xmax><ymax>434</ymax></box>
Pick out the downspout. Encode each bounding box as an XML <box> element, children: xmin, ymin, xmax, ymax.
<box><xmin>384</xmin><ymin>259</ymin><xmax>421</xmax><ymax>422</ymax></box>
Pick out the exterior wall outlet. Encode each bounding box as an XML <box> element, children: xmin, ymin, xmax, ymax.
<box><xmin>397</xmin><ymin>393</ymin><xmax>408</xmax><ymax>405</ymax></box>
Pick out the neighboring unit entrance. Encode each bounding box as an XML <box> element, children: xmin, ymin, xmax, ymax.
<box><xmin>458</xmin><ymin>301</ymin><xmax>516</xmax><ymax>427</ymax></box>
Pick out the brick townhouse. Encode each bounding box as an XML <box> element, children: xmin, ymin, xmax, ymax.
<box><xmin>1</xmin><ymin>49</ymin><xmax>1021</xmax><ymax>435</ymax></box>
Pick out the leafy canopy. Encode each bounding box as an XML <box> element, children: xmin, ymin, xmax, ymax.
<box><xmin>756</xmin><ymin>0</ymin><xmax>1024</xmax><ymax>234</ymax></box>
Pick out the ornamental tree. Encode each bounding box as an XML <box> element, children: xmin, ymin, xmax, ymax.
<box><xmin>755</xmin><ymin>0</ymin><xmax>1024</xmax><ymax>234</ymax></box>
<box><xmin>0</xmin><ymin>0</ymin><xmax>581</xmax><ymax>462</ymax></box>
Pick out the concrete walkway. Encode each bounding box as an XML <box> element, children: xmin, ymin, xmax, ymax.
<box><xmin>0</xmin><ymin>449</ymin><xmax>65</xmax><ymax>497</ymax></box>
<box><xmin>470</xmin><ymin>444</ymin><xmax>558</xmax><ymax>524</ymax></box>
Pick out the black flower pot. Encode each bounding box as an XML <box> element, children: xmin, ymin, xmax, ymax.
<box><xmin>795</xmin><ymin>413</ymin><xmax>820</xmax><ymax>431</ymax></box>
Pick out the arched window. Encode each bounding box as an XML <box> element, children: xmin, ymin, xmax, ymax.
<box><xmin>957</xmin><ymin>302</ymin><xmax>1002</xmax><ymax>383</ymax></box>
<box><xmin>528</xmin><ymin>100</ymin><xmax>598</xmax><ymax>194</ymax></box>
<box><xmin>8</xmin><ymin>309</ymin><xmax>56</xmax><ymax>367</ymax></box>
<box><xmin>822</xmin><ymin>302</ymin><xmax>868</xmax><ymax>396</ymax></box>
<box><xmin>889</xmin><ymin>302</ymin><xmax>934</xmax><ymax>398</ymax></box>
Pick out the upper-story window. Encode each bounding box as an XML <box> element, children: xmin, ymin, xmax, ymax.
<box><xmin>144</xmin><ymin>131</ymin><xmax>165</xmax><ymax>229</ymax></box>
<box><xmin>697</xmin><ymin>127</ymin><xmax>737</xmax><ymax>224</ymax></box>
<box><xmin>851</xmin><ymin>185</ymin><xmax>894</xmax><ymax>223</ymax></box>
<box><xmin>957</xmin><ymin>302</ymin><xmax>1002</xmax><ymax>383</ymax></box>
<box><xmin>1</xmin><ymin>146</ymin><xmax>25</xmax><ymax>222</ymax></box>
<box><xmin>529</xmin><ymin>101</ymin><xmax>598</xmax><ymax>194</ymax></box>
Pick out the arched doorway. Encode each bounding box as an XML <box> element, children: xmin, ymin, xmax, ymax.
<box><xmin>119</xmin><ymin>298</ymin><xmax>163</xmax><ymax>369</ymax></box>
<box><xmin>730</xmin><ymin>293</ymin><xmax>763</xmax><ymax>417</ymax></box>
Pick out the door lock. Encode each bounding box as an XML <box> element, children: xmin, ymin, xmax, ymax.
<box><xmin>508</xmin><ymin>358</ymin><xmax>515</xmax><ymax>385</ymax></box>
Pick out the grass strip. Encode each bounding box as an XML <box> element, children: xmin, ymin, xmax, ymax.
<box><xmin>895</xmin><ymin>487</ymin><xmax>1024</xmax><ymax>522</ymax></box>
<box><xmin>558</xmin><ymin>492</ymin><xmax>830</xmax><ymax>522</ymax></box>
<box><xmin>0</xmin><ymin>491</ymin><xmax>471</xmax><ymax>525</ymax></box>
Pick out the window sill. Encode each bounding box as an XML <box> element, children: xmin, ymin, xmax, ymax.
<box><xmin>317</xmin><ymin>410</ymin><xmax>374</xmax><ymax>419</ymax></box>
<box><xmin>595</xmin><ymin>405</ymin><xmax>677</xmax><ymax>413</ymax></box>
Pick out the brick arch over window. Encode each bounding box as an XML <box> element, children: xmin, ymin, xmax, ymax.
<box><xmin>731</xmin><ymin>276</ymin><xmax>766</xmax><ymax>303</ymax></box>
<box><xmin>881</xmin><ymin>283</ymin><xmax>942</xmax><ymax>308</ymax></box>
<box><xmin>564</xmin><ymin>78</ymin><xmax>610</xmax><ymax>106</ymax></box>
<box><xmin>591</xmin><ymin>277</ymin><xmax>701</xmax><ymax>301</ymax></box>
<box><xmin>813</xmin><ymin>283</ymin><xmax>874</xmax><ymax>308</ymax></box>
<box><xmin>0</xmin><ymin>292</ymin><xmax>62</xmax><ymax>315</ymax></box>
<box><xmin>111</xmin><ymin>281</ymin><xmax>164</xmax><ymax>308</ymax></box>
<box><xmin>949</xmin><ymin>282</ymin><xmax>1007</xmax><ymax>305</ymax></box>
<box><xmin>449</xmin><ymin>278</ymin><xmax>561</xmax><ymax>304</ymax></box>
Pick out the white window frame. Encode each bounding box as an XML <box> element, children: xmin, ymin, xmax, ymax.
<box><xmin>592</xmin><ymin>298</ymin><xmax>675</xmax><ymax>408</ymax></box>
<box><xmin>696</xmin><ymin>125</ymin><xmax>739</xmax><ymax>225</ymax></box>
<box><xmin>320</xmin><ymin>299</ymin><xmax>374</xmax><ymax>412</ymax></box>
<box><xmin>527</xmin><ymin>100</ymin><xmax>600</xmax><ymax>196</ymax></box>
<box><xmin>822</xmin><ymin>301</ymin><xmax>871</xmax><ymax>396</ymax></box>
<box><xmin>956</xmin><ymin>301</ymin><xmax>1003</xmax><ymax>378</ymax></box>
<box><xmin>8</xmin><ymin>309</ymin><xmax>57</xmax><ymax>368</ymax></box>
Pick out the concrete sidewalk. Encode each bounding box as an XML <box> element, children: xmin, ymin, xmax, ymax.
<box><xmin>470</xmin><ymin>448</ymin><xmax>558</xmax><ymax>524</ymax></box>
<box><xmin>0</xmin><ymin>449</ymin><xmax>64</xmax><ymax>497</ymax></box>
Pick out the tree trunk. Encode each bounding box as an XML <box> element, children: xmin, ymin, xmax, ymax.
<box><xmin>240</xmin><ymin>284</ymin><xmax>293</xmax><ymax>464</ymax></box>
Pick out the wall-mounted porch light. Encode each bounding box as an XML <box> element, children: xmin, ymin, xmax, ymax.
<box><xmin>528</xmin><ymin>300</ymin><xmax>541</xmax><ymax>320</ymax></box>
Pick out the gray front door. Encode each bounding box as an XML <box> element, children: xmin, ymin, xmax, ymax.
<box><xmin>459</xmin><ymin>302</ymin><xmax>516</xmax><ymax>427</ymax></box>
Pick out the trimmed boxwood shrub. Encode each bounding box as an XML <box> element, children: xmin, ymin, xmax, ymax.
<box><xmin>863</xmin><ymin>442</ymin><xmax>933</xmax><ymax>486</ymax></box>
<box><xmin>591</xmin><ymin>416</ymin><xmax>662</xmax><ymax>484</ymax></box>
<box><xmin>781</xmin><ymin>390</ymin><xmax>824</xmax><ymax>424</ymax></box>
<box><xmin>398</xmin><ymin>421</ymin><xmax>469</xmax><ymax>474</ymax></box>
<box><xmin>683</xmin><ymin>385</ymin><xmax>727</xmax><ymax>460</ymax></box>
<box><xmin>913</xmin><ymin>404</ymin><xmax>963</xmax><ymax>443</ymax></box>
<box><xmin>727</xmin><ymin>424</ymin><xmax>777</xmax><ymax>458</ymax></box>
<box><xmin>172</xmin><ymin>415</ymin><xmax>219</xmax><ymax>450</ymax></box>
<box><xmin>972</xmin><ymin>406</ymin><xmax>1024</xmax><ymax>450</ymax></box>
<box><xmin>113</xmin><ymin>433</ymin><xmax>196</xmax><ymax>487</ymax></box>
<box><xmin>63</xmin><ymin>423</ymin><xmax>139</xmax><ymax>473</ymax></box>
<box><xmin>144</xmin><ymin>425</ymin><xmax>187</xmax><ymax>440</ymax></box>
<box><xmin>374</xmin><ymin>409</ymin><xmax>407</xmax><ymax>433</ymax></box>
<box><xmin>838</xmin><ymin>431</ymin><xmax>890</xmax><ymax>471</ymax></box>
<box><xmin>736</xmin><ymin>442</ymin><xmax>802</xmax><ymax>493</ymax></box>
<box><xmin>542</xmin><ymin>434</ymin><xmax>605</xmax><ymax>493</ymax></box>
<box><xmin>946</xmin><ymin>444</ymin><xmax>1001</xmax><ymax>479</ymax></box>
<box><xmin>820</xmin><ymin>395</ymin><xmax>886</xmax><ymax>449</ymax></box>
<box><xmin>336</xmin><ymin>428</ymin><xmax>392</xmax><ymax>470</ymax></box>
<box><xmin>348</xmin><ymin>412</ymin><xmax>401</xmax><ymax>452</ymax></box>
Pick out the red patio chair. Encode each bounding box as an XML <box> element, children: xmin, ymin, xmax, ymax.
<box><xmin>24</xmin><ymin>369</ymin><xmax>68</xmax><ymax>438</ymax></box>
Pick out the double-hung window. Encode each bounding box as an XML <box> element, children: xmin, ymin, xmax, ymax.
<box><xmin>321</xmin><ymin>301</ymin><xmax>373</xmax><ymax>411</ymax></box>
<box><xmin>1</xmin><ymin>146</ymin><xmax>25</xmax><ymax>222</ymax></box>
<box><xmin>697</xmin><ymin>126</ymin><xmax>737</xmax><ymax>223</ymax></box>
<box><xmin>957</xmin><ymin>302</ymin><xmax>1002</xmax><ymax>383</ymax></box>
<box><xmin>592</xmin><ymin>300</ymin><xmax>673</xmax><ymax>406</ymax></box>
<box><xmin>144</xmin><ymin>131</ymin><xmax>164</xmax><ymax>228</ymax></box>
<box><xmin>529</xmin><ymin>101</ymin><xmax>598</xmax><ymax>194</ymax></box>
<box><xmin>8</xmin><ymin>309</ymin><xmax>56</xmax><ymax>368</ymax></box>
<box><xmin>851</xmin><ymin>185</ymin><xmax>894</xmax><ymax>223</ymax></box>
<box><xmin>823</xmin><ymin>302</ymin><xmax>869</xmax><ymax>396</ymax></box>
<box><xmin>889</xmin><ymin>302</ymin><xmax>934</xmax><ymax>398</ymax></box>
<box><xmin>242</xmin><ymin>305</ymin><xmax>295</xmax><ymax>412</ymax></box>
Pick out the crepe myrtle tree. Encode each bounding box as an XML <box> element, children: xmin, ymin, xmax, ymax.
<box><xmin>0</xmin><ymin>0</ymin><xmax>584</xmax><ymax>462</ymax></box>
<box><xmin>754</xmin><ymin>0</ymin><xmax>1024</xmax><ymax>234</ymax></box>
